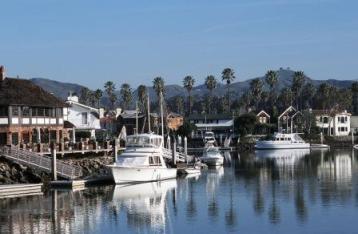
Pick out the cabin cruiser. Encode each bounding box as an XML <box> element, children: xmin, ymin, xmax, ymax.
<box><xmin>203</xmin><ymin>131</ymin><xmax>216</xmax><ymax>145</ymax></box>
<box><xmin>201</xmin><ymin>143</ymin><xmax>224</xmax><ymax>166</ymax></box>
<box><xmin>255</xmin><ymin>132</ymin><xmax>310</xmax><ymax>149</ymax></box>
<box><xmin>108</xmin><ymin>133</ymin><xmax>177</xmax><ymax>184</ymax></box>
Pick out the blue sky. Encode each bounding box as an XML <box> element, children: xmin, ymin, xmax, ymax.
<box><xmin>0</xmin><ymin>0</ymin><xmax>357</xmax><ymax>89</ymax></box>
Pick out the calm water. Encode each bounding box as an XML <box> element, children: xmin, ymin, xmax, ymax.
<box><xmin>1</xmin><ymin>148</ymin><xmax>358</xmax><ymax>234</ymax></box>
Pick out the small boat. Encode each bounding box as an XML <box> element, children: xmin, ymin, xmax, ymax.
<box><xmin>201</xmin><ymin>143</ymin><xmax>224</xmax><ymax>166</ymax></box>
<box><xmin>203</xmin><ymin>131</ymin><xmax>216</xmax><ymax>145</ymax></box>
<box><xmin>108</xmin><ymin>133</ymin><xmax>177</xmax><ymax>184</ymax></box>
<box><xmin>255</xmin><ymin>132</ymin><xmax>310</xmax><ymax>150</ymax></box>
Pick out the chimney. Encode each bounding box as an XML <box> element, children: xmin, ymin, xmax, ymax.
<box><xmin>0</xmin><ymin>66</ymin><xmax>5</xmax><ymax>81</ymax></box>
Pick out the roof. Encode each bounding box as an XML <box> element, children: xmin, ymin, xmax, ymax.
<box><xmin>120</xmin><ymin>110</ymin><xmax>158</xmax><ymax>119</ymax></box>
<box><xmin>188</xmin><ymin>113</ymin><xmax>233</xmax><ymax>121</ymax></box>
<box><xmin>0</xmin><ymin>77</ymin><xmax>66</xmax><ymax>107</ymax></box>
<box><xmin>195</xmin><ymin>120</ymin><xmax>234</xmax><ymax>129</ymax></box>
<box><xmin>66</xmin><ymin>100</ymin><xmax>99</xmax><ymax>113</ymax></box>
<box><xmin>167</xmin><ymin>112</ymin><xmax>183</xmax><ymax>118</ymax></box>
<box><xmin>257</xmin><ymin>110</ymin><xmax>270</xmax><ymax>118</ymax></box>
<box><xmin>311</xmin><ymin>109</ymin><xmax>351</xmax><ymax>116</ymax></box>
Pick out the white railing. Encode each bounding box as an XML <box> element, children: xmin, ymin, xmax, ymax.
<box><xmin>0</xmin><ymin>146</ymin><xmax>82</xmax><ymax>179</ymax></box>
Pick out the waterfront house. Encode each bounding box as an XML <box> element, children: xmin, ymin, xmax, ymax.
<box><xmin>188</xmin><ymin>113</ymin><xmax>234</xmax><ymax>139</ymax></box>
<box><xmin>256</xmin><ymin>110</ymin><xmax>270</xmax><ymax>124</ymax></box>
<box><xmin>65</xmin><ymin>94</ymin><xmax>102</xmax><ymax>140</ymax></box>
<box><xmin>312</xmin><ymin>109</ymin><xmax>351</xmax><ymax>136</ymax></box>
<box><xmin>0</xmin><ymin>66</ymin><xmax>67</xmax><ymax>145</ymax></box>
<box><xmin>166</xmin><ymin>112</ymin><xmax>183</xmax><ymax>131</ymax></box>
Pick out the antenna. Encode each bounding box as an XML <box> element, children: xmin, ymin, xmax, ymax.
<box><xmin>147</xmin><ymin>94</ymin><xmax>151</xmax><ymax>133</ymax></box>
<box><xmin>160</xmin><ymin>91</ymin><xmax>164</xmax><ymax>139</ymax></box>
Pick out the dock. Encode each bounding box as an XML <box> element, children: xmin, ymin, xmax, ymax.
<box><xmin>49</xmin><ymin>175</ymin><xmax>113</xmax><ymax>190</ymax></box>
<box><xmin>0</xmin><ymin>183</ymin><xmax>43</xmax><ymax>199</ymax></box>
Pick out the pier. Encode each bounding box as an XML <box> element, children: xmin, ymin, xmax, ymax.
<box><xmin>0</xmin><ymin>183</ymin><xmax>43</xmax><ymax>199</ymax></box>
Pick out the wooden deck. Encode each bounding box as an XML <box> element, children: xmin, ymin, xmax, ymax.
<box><xmin>0</xmin><ymin>183</ymin><xmax>43</xmax><ymax>199</ymax></box>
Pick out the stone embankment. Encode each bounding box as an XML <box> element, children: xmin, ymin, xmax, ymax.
<box><xmin>0</xmin><ymin>155</ymin><xmax>114</xmax><ymax>185</ymax></box>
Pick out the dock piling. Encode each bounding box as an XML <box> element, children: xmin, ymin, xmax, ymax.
<box><xmin>51</xmin><ymin>146</ymin><xmax>57</xmax><ymax>181</ymax></box>
<box><xmin>172</xmin><ymin>140</ymin><xmax>177</xmax><ymax>166</ymax></box>
<box><xmin>184</xmin><ymin>136</ymin><xmax>187</xmax><ymax>163</ymax></box>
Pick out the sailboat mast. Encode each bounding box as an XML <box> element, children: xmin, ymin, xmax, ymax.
<box><xmin>135</xmin><ymin>101</ymin><xmax>138</xmax><ymax>135</ymax></box>
<box><xmin>147</xmin><ymin>94</ymin><xmax>151</xmax><ymax>133</ymax></box>
<box><xmin>160</xmin><ymin>91</ymin><xmax>164</xmax><ymax>139</ymax></box>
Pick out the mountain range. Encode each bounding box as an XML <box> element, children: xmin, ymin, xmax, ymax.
<box><xmin>30</xmin><ymin>68</ymin><xmax>357</xmax><ymax>104</ymax></box>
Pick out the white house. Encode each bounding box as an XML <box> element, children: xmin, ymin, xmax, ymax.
<box><xmin>64</xmin><ymin>95</ymin><xmax>102</xmax><ymax>139</ymax></box>
<box><xmin>256</xmin><ymin>110</ymin><xmax>270</xmax><ymax>124</ymax></box>
<box><xmin>313</xmin><ymin>109</ymin><xmax>351</xmax><ymax>136</ymax></box>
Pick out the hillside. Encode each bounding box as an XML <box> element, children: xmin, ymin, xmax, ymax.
<box><xmin>30</xmin><ymin>68</ymin><xmax>357</xmax><ymax>104</ymax></box>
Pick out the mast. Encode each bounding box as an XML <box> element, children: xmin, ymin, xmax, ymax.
<box><xmin>160</xmin><ymin>91</ymin><xmax>164</xmax><ymax>139</ymax></box>
<box><xmin>147</xmin><ymin>94</ymin><xmax>151</xmax><ymax>133</ymax></box>
<box><xmin>135</xmin><ymin>101</ymin><xmax>138</xmax><ymax>135</ymax></box>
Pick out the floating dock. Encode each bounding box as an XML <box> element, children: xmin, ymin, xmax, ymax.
<box><xmin>0</xmin><ymin>183</ymin><xmax>43</xmax><ymax>199</ymax></box>
<box><xmin>49</xmin><ymin>175</ymin><xmax>113</xmax><ymax>190</ymax></box>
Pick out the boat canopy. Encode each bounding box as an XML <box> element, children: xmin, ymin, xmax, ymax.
<box><xmin>117</xmin><ymin>156</ymin><xmax>147</xmax><ymax>167</ymax></box>
<box><xmin>126</xmin><ymin>134</ymin><xmax>163</xmax><ymax>148</ymax></box>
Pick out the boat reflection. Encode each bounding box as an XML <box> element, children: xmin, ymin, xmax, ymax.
<box><xmin>111</xmin><ymin>180</ymin><xmax>177</xmax><ymax>233</ymax></box>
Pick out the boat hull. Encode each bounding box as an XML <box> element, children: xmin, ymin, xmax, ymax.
<box><xmin>201</xmin><ymin>157</ymin><xmax>224</xmax><ymax>166</ymax></box>
<box><xmin>255</xmin><ymin>142</ymin><xmax>310</xmax><ymax>150</ymax></box>
<box><xmin>109</xmin><ymin>166</ymin><xmax>177</xmax><ymax>184</ymax></box>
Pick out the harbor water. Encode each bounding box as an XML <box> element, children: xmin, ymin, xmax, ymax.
<box><xmin>1</xmin><ymin>148</ymin><xmax>358</xmax><ymax>233</ymax></box>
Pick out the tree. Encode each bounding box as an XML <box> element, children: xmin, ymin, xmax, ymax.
<box><xmin>183</xmin><ymin>75</ymin><xmax>195</xmax><ymax>115</ymax></box>
<box><xmin>175</xmin><ymin>96</ymin><xmax>184</xmax><ymax>114</ymax></box>
<box><xmin>152</xmin><ymin>76</ymin><xmax>165</xmax><ymax>110</ymax></box>
<box><xmin>205</xmin><ymin>75</ymin><xmax>217</xmax><ymax>114</ymax></box>
<box><xmin>265</xmin><ymin>70</ymin><xmax>279</xmax><ymax>111</ymax></box>
<box><xmin>104</xmin><ymin>81</ymin><xmax>117</xmax><ymax>109</ymax></box>
<box><xmin>222</xmin><ymin>68</ymin><xmax>236</xmax><ymax>112</ymax></box>
<box><xmin>79</xmin><ymin>87</ymin><xmax>92</xmax><ymax>106</ymax></box>
<box><xmin>137</xmin><ymin>85</ymin><xmax>147</xmax><ymax>111</ymax></box>
<box><xmin>177</xmin><ymin>120</ymin><xmax>196</xmax><ymax>138</ymax></box>
<box><xmin>235</xmin><ymin>113</ymin><xmax>258</xmax><ymax>137</ymax></box>
<box><xmin>94</xmin><ymin>89</ymin><xmax>103</xmax><ymax>108</ymax></box>
<box><xmin>278</xmin><ymin>87</ymin><xmax>293</xmax><ymax>110</ymax></box>
<box><xmin>301</xmin><ymin>83</ymin><xmax>316</xmax><ymax>109</ymax></box>
<box><xmin>250</xmin><ymin>78</ymin><xmax>263</xmax><ymax>110</ymax></box>
<box><xmin>291</xmin><ymin>71</ymin><xmax>306</xmax><ymax>110</ymax></box>
<box><xmin>120</xmin><ymin>83</ymin><xmax>132</xmax><ymax>110</ymax></box>
<box><xmin>314</xmin><ymin>83</ymin><xmax>331</xmax><ymax>110</ymax></box>
<box><xmin>351</xmin><ymin>82</ymin><xmax>358</xmax><ymax>114</ymax></box>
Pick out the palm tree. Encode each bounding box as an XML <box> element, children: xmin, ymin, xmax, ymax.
<box><xmin>79</xmin><ymin>87</ymin><xmax>92</xmax><ymax>106</ymax></box>
<box><xmin>137</xmin><ymin>85</ymin><xmax>147</xmax><ymax>112</ymax></box>
<box><xmin>175</xmin><ymin>96</ymin><xmax>184</xmax><ymax>114</ymax></box>
<box><xmin>183</xmin><ymin>75</ymin><xmax>195</xmax><ymax>115</ymax></box>
<box><xmin>205</xmin><ymin>75</ymin><xmax>217</xmax><ymax>114</ymax></box>
<box><xmin>265</xmin><ymin>70</ymin><xmax>278</xmax><ymax>110</ymax></box>
<box><xmin>301</xmin><ymin>83</ymin><xmax>316</xmax><ymax>109</ymax></box>
<box><xmin>104</xmin><ymin>81</ymin><xmax>117</xmax><ymax>109</ymax></box>
<box><xmin>291</xmin><ymin>71</ymin><xmax>306</xmax><ymax>110</ymax></box>
<box><xmin>221</xmin><ymin>68</ymin><xmax>236</xmax><ymax>112</ymax></box>
<box><xmin>278</xmin><ymin>87</ymin><xmax>293</xmax><ymax>109</ymax></box>
<box><xmin>152</xmin><ymin>76</ymin><xmax>165</xmax><ymax>109</ymax></box>
<box><xmin>250</xmin><ymin>78</ymin><xmax>263</xmax><ymax>110</ymax></box>
<box><xmin>94</xmin><ymin>89</ymin><xmax>103</xmax><ymax>108</ymax></box>
<box><xmin>120</xmin><ymin>83</ymin><xmax>132</xmax><ymax>110</ymax></box>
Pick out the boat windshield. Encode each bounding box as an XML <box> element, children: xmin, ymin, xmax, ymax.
<box><xmin>117</xmin><ymin>156</ymin><xmax>147</xmax><ymax>167</ymax></box>
<box><xmin>126</xmin><ymin>136</ymin><xmax>162</xmax><ymax>148</ymax></box>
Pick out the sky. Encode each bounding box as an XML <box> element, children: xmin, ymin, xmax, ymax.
<box><xmin>0</xmin><ymin>0</ymin><xmax>357</xmax><ymax>89</ymax></box>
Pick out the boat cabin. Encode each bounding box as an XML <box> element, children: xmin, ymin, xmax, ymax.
<box><xmin>126</xmin><ymin>134</ymin><xmax>163</xmax><ymax>148</ymax></box>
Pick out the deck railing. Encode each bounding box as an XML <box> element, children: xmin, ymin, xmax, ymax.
<box><xmin>0</xmin><ymin>146</ymin><xmax>82</xmax><ymax>179</ymax></box>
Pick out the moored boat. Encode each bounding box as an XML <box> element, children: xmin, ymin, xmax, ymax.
<box><xmin>201</xmin><ymin>143</ymin><xmax>224</xmax><ymax>166</ymax></box>
<box><xmin>108</xmin><ymin>133</ymin><xmax>177</xmax><ymax>184</ymax></box>
<box><xmin>255</xmin><ymin>132</ymin><xmax>310</xmax><ymax>150</ymax></box>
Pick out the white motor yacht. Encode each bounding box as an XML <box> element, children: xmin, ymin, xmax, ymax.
<box><xmin>201</xmin><ymin>143</ymin><xmax>224</xmax><ymax>166</ymax></box>
<box><xmin>108</xmin><ymin>133</ymin><xmax>177</xmax><ymax>184</ymax></box>
<box><xmin>255</xmin><ymin>132</ymin><xmax>310</xmax><ymax>149</ymax></box>
<box><xmin>203</xmin><ymin>131</ymin><xmax>216</xmax><ymax>145</ymax></box>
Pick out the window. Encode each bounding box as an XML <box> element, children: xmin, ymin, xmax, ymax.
<box><xmin>12</xmin><ymin>107</ymin><xmax>19</xmax><ymax>116</ymax></box>
<box><xmin>82</xmin><ymin>112</ymin><xmax>88</xmax><ymax>124</ymax></box>
<box><xmin>22</xmin><ymin>106</ymin><xmax>30</xmax><ymax>116</ymax></box>
<box><xmin>323</xmin><ymin>117</ymin><xmax>329</xmax><ymax>123</ymax></box>
<box><xmin>149</xmin><ymin>156</ymin><xmax>161</xmax><ymax>166</ymax></box>
<box><xmin>56</xmin><ymin>108</ymin><xmax>63</xmax><ymax>117</ymax></box>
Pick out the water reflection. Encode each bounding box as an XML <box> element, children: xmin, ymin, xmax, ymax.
<box><xmin>112</xmin><ymin>180</ymin><xmax>177</xmax><ymax>233</ymax></box>
<box><xmin>1</xmin><ymin>149</ymin><xmax>358</xmax><ymax>233</ymax></box>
